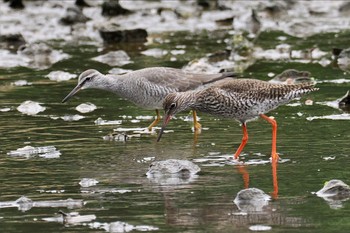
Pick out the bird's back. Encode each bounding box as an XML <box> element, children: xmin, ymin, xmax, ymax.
<box><xmin>122</xmin><ymin>67</ymin><xmax>235</xmax><ymax>91</ymax></box>
<box><xmin>117</xmin><ymin>67</ymin><xmax>236</xmax><ymax>109</ymax></box>
<box><xmin>195</xmin><ymin>79</ymin><xmax>317</xmax><ymax>122</ymax></box>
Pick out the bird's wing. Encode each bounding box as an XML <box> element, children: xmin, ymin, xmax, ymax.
<box><xmin>127</xmin><ymin>67</ymin><xmax>236</xmax><ymax>92</ymax></box>
<box><xmin>217</xmin><ymin>79</ymin><xmax>316</xmax><ymax>99</ymax></box>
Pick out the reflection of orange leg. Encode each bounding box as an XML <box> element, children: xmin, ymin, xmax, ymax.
<box><xmin>192</xmin><ymin>110</ymin><xmax>202</xmax><ymax>132</ymax></box>
<box><xmin>260</xmin><ymin>114</ymin><xmax>279</xmax><ymax>160</ymax></box>
<box><xmin>271</xmin><ymin>156</ymin><xmax>279</xmax><ymax>199</ymax></box>
<box><xmin>234</xmin><ymin>123</ymin><xmax>248</xmax><ymax>160</ymax></box>
<box><xmin>147</xmin><ymin>110</ymin><xmax>161</xmax><ymax>131</ymax></box>
<box><xmin>237</xmin><ymin>165</ymin><xmax>249</xmax><ymax>189</ymax></box>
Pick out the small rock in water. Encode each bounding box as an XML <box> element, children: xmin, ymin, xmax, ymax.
<box><xmin>16</xmin><ymin>196</ymin><xmax>33</xmax><ymax>212</ymax></box>
<box><xmin>59</xmin><ymin>6</ymin><xmax>90</xmax><ymax>25</ymax></box>
<box><xmin>141</xmin><ymin>48</ymin><xmax>168</xmax><ymax>58</ymax></box>
<box><xmin>17</xmin><ymin>100</ymin><xmax>45</xmax><ymax>115</ymax></box>
<box><xmin>305</xmin><ymin>99</ymin><xmax>314</xmax><ymax>105</ymax></box>
<box><xmin>75</xmin><ymin>103</ymin><xmax>97</xmax><ymax>113</ymax></box>
<box><xmin>316</xmin><ymin>179</ymin><xmax>350</xmax><ymax>198</ymax></box>
<box><xmin>43</xmin><ymin>211</ymin><xmax>96</xmax><ymax>224</ymax></box>
<box><xmin>146</xmin><ymin>159</ymin><xmax>200</xmax><ymax>186</ymax></box>
<box><xmin>92</xmin><ymin>51</ymin><xmax>132</xmax><ymax>66</ymax></box>
<box><xmin>269</xmin><ymin>69</ymin><xmax>312</xmax><ymax>84</ymax></box>
<box><xmin>103</xmin><ymin>133</ymin><xmax>129</xmax><ymax>142</ymax></box>
<box><xmin>94</xmin><ymin>117</ymin><xmax>122</xmax><ymax>125</ymax></box>
<box><xmin>316</xmin><ymin>179</ymin><xmax>350</xmax><ymax>209</ymax></box>
<box><xmin>338</xmin><ymin>90</ymin><xmax>350</xmax><ymax>112</ymax></box>
<box><xmin>234</xmin><ymin>188</ymin><xmax>271</xmax><ymax>212</ymax></box>
<box><xmin>99</xmin><ymin>25</ymin><xmax>148</xmax><ymax>43</ymax></box>
<box><xmin>101</xmin><ymin>0</ymin><xmax>131</xmax><ymax>16</ymax></box>
<box><xmin>147</xmin><ymin>159</ymin><xmax>200</xmax><ymax>175</ymax></box>
<box><xmin>46</xmin><ymin>71</ymin><xmax>77</xmax><ymax>82</ymax></box>
<box><xmin>0</xmin><ymin>33</ymin><xmax>26</xmax><ymax>50</ymax></box>
<box><xmin>7</xmin><ymin>145</ymin><xmax>61</xmax><ymax>159</ymax></box>
<box><xmin>79</xmin><ymin>178</ymin><xmax>99</xmax><ymax>188</ymax></box>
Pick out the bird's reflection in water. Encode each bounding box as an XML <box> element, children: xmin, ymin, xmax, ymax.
<box><xmin>235</xmin><ymin>157</ymin><xmax>279</xmax><ymax>199</ymax></box>
<box><xmin>145</xmin><ymin>156</ymin><xmax>283</xmax><ymax>230</ymax></box>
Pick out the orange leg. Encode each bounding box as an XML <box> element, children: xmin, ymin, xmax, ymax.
<box><xmin>234</xmin><ymin>123</ymin><xmax>248</xmax><ymax>160</ymax></box>
<box><xmin>192</xmin><ymin>110</ymin><xmax>202</xmax><ymax>132</ymax></box>
<box><xmin>260</xmin><ymin>114</ymin><xmax>279</xmax><ymax>160</ymax></box>
<box><xmin>271</xmin><ymin>156</ymin><xmax>279</xmax><ymax>199</ymax></box>
<box><xmin>147</xmin><ymin>109</ymin><xmax>161</xmax><ymax>131</ymax></box>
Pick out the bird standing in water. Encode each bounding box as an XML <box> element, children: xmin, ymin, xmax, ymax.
<box><xmin>157</xmin><ymin>79</ymin><xmax>318</xmax><ymax>160</ymax></box>
<box><xmin>62</xmin><ymin>67</ymin><xmax>236</xmax><ymax>131</ymax></box>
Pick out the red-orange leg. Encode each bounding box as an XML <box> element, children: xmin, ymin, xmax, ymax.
<box><xmin>271</xmin><ymin>156</ymin><xmax>279</xmax><ymax>199</ymax></box>
<box><xmin>260</xmin><ymin>114</ymin><xmax>279</xmax><ymax>160</ymax></box>
<box><xmin>234</xmin><ymin>123</ymin><xmax>248</xmax><ymax>160</ymax></box>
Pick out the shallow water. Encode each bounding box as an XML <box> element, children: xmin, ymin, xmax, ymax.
<box><xmin>1</xmin><ymin>1</ymin><xmax>350</xmax><ymax>233</ymax></box>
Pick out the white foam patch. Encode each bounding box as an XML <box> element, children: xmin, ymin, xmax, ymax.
<box><xmin>7</xmin><ymin>145</ymin><xmax>61</xmax><ymax>159</ymax></box>
<box><xmin>94</xmin><ymin>117</ymin><xmax>122</xmax><ymax>125</ymax></box>
<box><xmin>76</xmin><ymin>103</ymin><xmax>97</xmax><ymax>113</ymax></box>
<box><xmin>17</xmin><ymin>100</ymin><xmax>45</xmax><ymax>115</ymax></box>
<box><xmin>307</xmin><ymin>114</ymin><xmax>350</xmax><ymax>121</ymax></box>
<box><xmin>79</xmin><ymin>178</ymin><xmax>99</xmax><ymax>188</ymax></box>
<box><xmin>12</xmin><ymin>80</ymin><xmax>32</xmax><ymax>86</ymax></box>
<box><xmin>318</xmin><ymin>79</ymin><xmax>350</xmax><ymax>84</ymax></box>
<box><xmin>249</xmin><ymin>225</ymin><xmax>272</xmax><ymax>231</ymax></box>
<box><xmin>46</xmin><ymin>71</ymin><xmax>77</xmax><ymax>82</ymax></box>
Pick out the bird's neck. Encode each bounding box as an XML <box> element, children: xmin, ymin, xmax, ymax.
<box><xmin>96</xmin><ymin>74</ymin><xmax>124</xmax><ymax>94</ymax></box>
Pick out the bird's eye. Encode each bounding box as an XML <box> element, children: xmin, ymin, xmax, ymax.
<box><xmin>170</xmin><ymin>103</ymin><xmax>176</xmax><ymax>109</ymax></box>
<box><xmin>85</xmin><ymin>76</ymin><xmax>92</xmax><ymax>81</ymax></box>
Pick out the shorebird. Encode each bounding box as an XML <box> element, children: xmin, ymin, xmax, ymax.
<box><xmin>62</xmin><ymin>67</ymin><xmax>236</xmax><ymax>131</ymax></box>
<box><xmin>269</xmin><ymin>69</ymin><xmax>312</xmax><ymax>84</ymax></box>
<box><xmin>157</xmin><ymin>79</ymin><xmax>318</xmax><ymax>160</ymax></box>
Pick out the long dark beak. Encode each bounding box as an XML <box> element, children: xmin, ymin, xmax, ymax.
<box><xmin>156</xmin><ymin>114</ymin><xmax>172</xmax><ymax>142</ymax></box>
<box><xmin>62</xmin><ymin>83</ymin><xmax>83</xmax><ymax>103</ymax></box>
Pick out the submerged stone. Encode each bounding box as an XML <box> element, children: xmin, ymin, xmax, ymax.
<box><xmin>269</xmin><ymin>69</ymin><xmax>312</xmax><ymax>84</ymax></box>
<box><xmin>147</xmin><ymin>159</ymin><xmax>201</xmax><ymax>176</ymax></box>
<box><xmin>92</xmin><ymin>50</ymin><xmax>132</xmax><ymax>66</ymax></box>
<box><xmin>316</xmin><ymin>179</ymin><xmax>350</xmax><ymax>198</ymax></box>
<box><xmin>101</xmin><ymin>0</ymin><xmax>131</xmax><ymax>17</ymax></box>
<box><xmin>60</xmin><ymin>6</ymin><xmax>90</xmax><ymax>25</ymax></box>
<box><xmin>316</xmin><ymin>179</ymin><xmax>350</xmax><ymax>209</ymax></box>
<box><xmin>339</xmin><ymin>91</ymin><xmax>350</xmax><ymax>112</ymax></box>
<box><xmin>234</xmin><ymin>188</ymin><xmax>271</xmax><ymax>212</ymax></box>
<box><xmin>0</xmin><ymin>33</ymin><xmax>26</xmax><ymax>50</ymax></box>
<box><xmin>99</xmin><ymin>27</ymin><xmax>148</xmax><ymax>44</ymax></box>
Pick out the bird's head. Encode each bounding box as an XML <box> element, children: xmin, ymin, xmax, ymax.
<box><xmin>157</xmin><ymin>92</ymin><xmax>192</xmax><ymax>142</ymax></box>
<box><xmin>62</xmin><ymin>69</ymin><xmax>102</xmax><ymax>103</ymax></box>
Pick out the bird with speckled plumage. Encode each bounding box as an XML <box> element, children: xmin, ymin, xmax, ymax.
<box><xmin>62</xmin><ymin>67</ymin><xmax>236</xmax><ymax>131</ymax></box>
<box><xmin>157</xmin><ymin>78</ymin><xmax>318</xmax><ymax>160</ymax></box>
